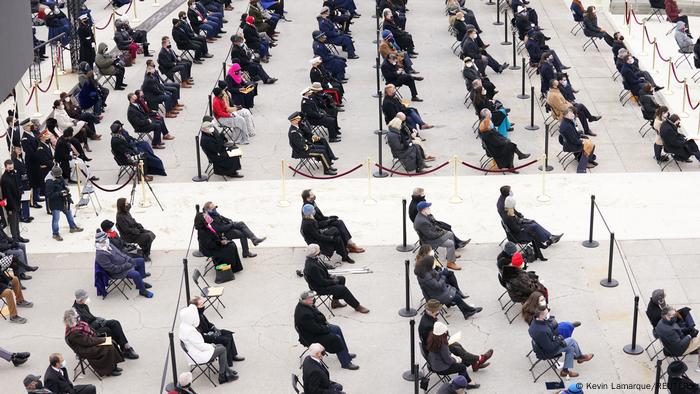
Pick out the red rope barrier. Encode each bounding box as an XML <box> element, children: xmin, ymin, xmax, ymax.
<box><xmin>287</xmin><ymin>163</ymin><xmax>363</xmax><ymax>179</ymax></box>
<box><xmin>643</xmin><ymin>26</ymin><xmax>654</xmax><ymax>45</ymax></box>
<box><xmin>671</xmin><ymin>63</ymin><xmax>685</xmax><ymax>84</ymax></box>
<box><xmin>625</xmin><ymin>2</ymin><xmax>631</xmax><ymax>24</ymax></box>
<box><xmin>24</xmin><ymin>86</ymin><xmax>36</xmax><ymax>106</ymax></box>
<box><xmin>95</xmin><ymin>13</ymin><xmax>114</xmax><ymax>30</ymax></box>
<box><xmin>654</xmin><ymin>42</ymin><xmax>671</xmax><ymax>62</ymax></box>
<box><xmin>80</xmin><ymin>168</ymin><xmax>137</xmax><ymax>192</ymax></box>
<box><xmin>461</xmin><ymin>158</ymin><xmax>538</xmax><ymax>173</ymax></box>
<box><xmin>35</xmin><ymin>66</ymin><xmax>56</xmax><ymax>93</ymax></box>
<box><xmin>685</xmin><ymin>84</ymin><xmax>700</xmax><ymax>110</ymax></box>
<box><xmin>114</xmin><ymin>1</ymin><xmax>133</xmax><ymax>16</ymax></box>
<box><xmin>0</xmin><ymin>130</ymin><xmax>8</xmax><ymax>139</ymax></box>
<box><xmin>374</xmin><ymin>161</ymin><xmax>450</xmax><ymax>176</ymax></box>
<box><xmin>629</xmin><ymin>8</ymin><xmax>643</xmax><ymax>25</ymax></box>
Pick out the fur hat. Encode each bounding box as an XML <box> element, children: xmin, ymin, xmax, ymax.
<box><xmin>432</xmin><ymin>321</ymin><xmax>448</xmax><ymax>336</ymax></box>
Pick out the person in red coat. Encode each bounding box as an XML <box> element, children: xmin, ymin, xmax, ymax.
<box><xmin>211</xmin><ymin>88</ymin><xmax>255</xmax><ymax>145</ymax></box>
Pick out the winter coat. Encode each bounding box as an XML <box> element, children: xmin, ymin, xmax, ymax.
<box><xmin>178</xmin><ymin>305</ymin><xmax>215</xmax><ymax>364</ymax></box>
<box><xmin>529</xmin><ymin>318</ymin><xmax>565</xmax><ymax>358</ymax></box>
<box><xmin>416</xmin><ymin>271</ymin><xmax>456</xmax><ymax>304</ymax></box>
<box><xmin>95</xmin><ymin>43</ymin><xmax>119</xmax><ymax>75</ymax></box>
<box><xmin>294</xmin><ymin>302</ymin><xmax>343</xmax><ymax>353</ymax></box>
<box><xmin>95</xmin><ymin>247</ymin><xmax>135</xmax><ymax>279</ymax></box>
<box><xmin>64</xmin><ymin>327</ymin><xmax>124</xmax><ymax>376</ymax></box>
<box><xmin>675</xmin><ymin>21</ymin><xmax>693</xmax><ymax>53</ymax></box>
<box><xmin>502</xmin><ymin>265</ymin><xmax>546</xmax><ymax>303</ymax></box>
<box><xmin>656</xmin><ymin>318</ymin><xmax>691</xmax><ymax>356</ymax></box>
<box><xmin>387</xmin><ymin>127</ymin><xmax>420</xmax><ymax>171</ymax></box>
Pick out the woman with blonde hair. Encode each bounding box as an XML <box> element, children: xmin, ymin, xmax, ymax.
<box><xmin>386</xmin><ymin>116</ymin><xmax>429</xmax><ymax>173</ymax></box>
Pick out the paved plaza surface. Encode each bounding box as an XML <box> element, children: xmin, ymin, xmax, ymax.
<box><xmin>4</xmin><ymin>0</ymin><xmax>700</xmax><ymax>393</ymax></box>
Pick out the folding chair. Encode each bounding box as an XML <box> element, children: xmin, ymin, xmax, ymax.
<box><xmin>72</xmin><ymin>355</ymin><xmax>102</xmax><ymax>381</ymax></box>
<box><xmin>502</xmin><ymin>284</ymin><xmax>522</xmax><ymax>324</ymax></box>
<box><xmin>135</xmin><ymin>130</ymin><xmax>153</xmax><ymax>144</ymax></box>
<box><xmin>292</xmin><ymin>373</ymin><xmax>305</xmax><ymax>393</ymax></box>
<box><xmin>95</xmin><ymin>70</ymin><xmax>116</xmax><ymax>89</ymax></box>
<box><xmin>310</xmin><ymin>124</ymin><xmax>329</xmax><ymax>139</ymax></box>
<box><xmin>582</xmin><ymin>35</ymin><xmax>601</xmax><ymax>52</ymax></box>
<box><xmin>526</xmin><ymin>343</ymin><xmax>564</xmax><ymax>386</ymax></box>
<box><xmin>659</xmin><ymin>152</ymin><xmax>684</xmax><ymax>172</ymax></box>
<box><xmin>313</xmin><ymin>292</ymin><xmax>336</xmax><ymax>317</ymax></box>
<box><xmin>389</xmin><ymin>157</ymin><xmax>407</xmax><ymax>177</ymax></box>
<box><xmin>193</xmin><ymin>268</ymin><xmax>226</xmax><ymax>318</ymax></box>
<box><xmin>180</xmin><ymin>340</ymin><xmax>219</xmax><ymax>387</ymax></box>
<box><xmin>674</xmin><ymin>50</ymin><xmax>693</xmax><ymax>69</ymax></box>
<box><xmin>419</xmin><ymin>345</ymin><xmax>454</xmax><ymax>393</ymax></box>
<box><xmin>637</xmin><ymin>120</ymin><xmax>654</xmax><ymax>138</ymax></box>
<box><xmin>103</xmin><ymin>275</ymin><xmax>133</xmax><ymax>300</ymax></box>
<box><xmin>645</xmin><ymin>3</ymin><xmax>666</xmax><ymax>22</ymax></box>
<box><xmin>570</xmin><ymin>21</ymin><xmax>583</xmax><ymax>36</ymax></box>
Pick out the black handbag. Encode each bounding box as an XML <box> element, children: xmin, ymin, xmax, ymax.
<box><xmin>214</xmin><ymin>264</ymin><xmax>234</xmax><ymax>284</ymax></box>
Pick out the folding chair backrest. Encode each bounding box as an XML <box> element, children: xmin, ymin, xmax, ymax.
<box><xmin>291</xmin><ymin>373</ymin><xmax>303</xmax><ymax>394</ymax></box>
<box><xmin>193</xmin><ymin>268</ymin><xmax>202</xmax><ymax>285</ymax></box>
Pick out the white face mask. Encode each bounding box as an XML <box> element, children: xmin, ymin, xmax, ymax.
<box><xmin>545</xmin><ymin>311</ymin><xmax>550</xmax><ymax>320</ymax></box>
<box><xmin>63</xmin><ymin>97</ymin><xmax>70</xmax><ymax>102</ymax></box>
<box><xmin>428</xmin><ymin>250</ymin><xmax>434</xmax><ymax>256</ymax></box>
<box><xmin>470</xmin><ymin>34</ymin><xmax>477</xmax><ymax>39</ymax></box>
<box><xmin>509</xmin><ymin>190</ymin><xmax>514</xmax><ymax>197</ymax></box>
<box><xmin>61</xmin><ymin>360</ymin><xmax>67</xmax><ymax>369</ymax></box>
<box><xmin>481</xmin><ymin>88</ymin><xmax>487</xmax><ymax>95</ymax></box>
<box><xmin>539</xmin><ymin>299</ymin><xmax>546</xmax><ymax>307</ymax></box>
<box><xmin>465</xmin><ymin>62</ymin><xmax>473</xmax><ymax>68</ymax></box>
<box><xmin>85</xmin><ymin>297</ymin><xmax>91</xmax><ymax>304</ymax></box>
<box><xmin>561</xmin><ymin>80</ymin><xmax>568</xmax><ymax>86</ymax></box>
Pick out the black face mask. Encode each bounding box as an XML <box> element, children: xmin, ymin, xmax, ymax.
<box><xmin>167</xmin><ymin>44</ymin><xmax>172</xmax><ymax>49</ymax></box>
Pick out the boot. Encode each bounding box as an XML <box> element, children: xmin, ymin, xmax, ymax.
<box><xmin>560</xmin><ymin>369</ymin><xmax>579</xmax><ymax>378</ymax></box>
<box><xmin>446</xmin><ymin>261</ymin><xmax>462</xmax><ymax>270</ymax></box>
<box><xmin>331</xmin><ymin>299</ymin><xmax>347</xmax><ymax>309</ymax></box>
<box><xmin>354</xmin><ymin>305</ymin><xmax>370</xmax><ymax>313</ymax></box>
<box><xmin>515</xmin><ymin>148</ymin><xmax>530</xmax><ymax>160</ymax></box>
<box><xmin>654</xmin><ymin>144</ymin><xmax>669</xmax><ymax>161</ymax></box>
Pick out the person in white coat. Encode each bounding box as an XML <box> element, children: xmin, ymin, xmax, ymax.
<box><xmin>178</xmin><ymin>305</ymin><xmax>238</xmax><ymax>384</ymax></box>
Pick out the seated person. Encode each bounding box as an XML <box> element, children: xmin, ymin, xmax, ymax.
<box><xmin>667</xmin><ymin>361</ymin><xmax>700</xmax><ymax>394</ymax></box>
<box><xmin>318</xmin><ymin>7</ymin><xmax>357</xmax><ymax>58</ymax></box>
<box><xmin>502</xmin><ymin>251</ymin><xmax>548</xmax><ymax>302</ymax></box>
<box><xmin>426</xmin><ymin>322</ymin><xmax>477</xmax><ymax>388</ymax></box>
<box><xmin>0</xmin><ymin>228</ymin><xmax>36</xmax><ymax>280</ymax></box>
<box><xmin>95</xmin><ymin>43</ymin><xmax>126</xmax><ymax>90</ymax></box>
<box><xmin>497</xmin><ymin>241</ymin><xmax>517</xmax><ymax>271</ymax></box>
<box><xmin>419</xmin><ymin>299</ymin><xmax>492</xmax><ymax>373</ymax></box>
<box><xmin>463</xmin><ymin>58</ymin><xmax>496</xmax><ymax>99</ymax></box>
<box><xmin>381</xmin><ymin>54</ymin><xmax>423</xmax><ymax>102</ymax></box>
<box><xmin>660</xmin><ymin>113</ymin><xmax>700</xmax><ymax>163</ymax></box>
<box><xmin>639</xmin><ymin>83</ymin><xmax>660</xmax><ymax>126</ymax></box>
<box><xmin>382</xmin><ymin>84</ymin><xmax>432</xmax><ymax>130</ymax></box>
<box><xmin>472</xmin><ymin>86</ymin><xmax>512</xmax><ymax>136</ymax></box>
<box><xmin>302</xmin><ymin>344</ymin><xmax>347</xmax><ymax>393</ymax></box>
<box><xmin>461</xmin><ymin>29</ymin><xmax>507</xmax><ymax>75</ymax></box>
<box><xmin>301</xmin><ymin>204</ymin><xmax>354</xmax><ymax>264</ymax></box>
<box><xmin>178</xmin><ymin>305</ymin><xmax>238</xmax><ymax>384</ymax></box>
<box><xmin>621</xmin><ymin>54</ymin><xmax>647</xmax><ymax>98</ymax></box>
<box><xmin>416</xmin><ymin>245</ymin><xmax>465</xmax><ymax>298</ymax></box>
<box><xmin>675</xmin><ymin>21</ymin><xmax>694</xmax><ymax>53</ymax></box>
<box><xmin>304</xmin><ymin>244</ymin><xmax>369</xmax><ymax>313</ymax></box>
<box><xmin>522</xmin><ymin>291</ymin><xmax>580</xmax><ymax>338</ymax></box>
<box><xmin>158</xmin><ymin>36</ymin><xmax>194</xmax><ymax>87</ymax></box>
<box><xmin>127</xmin><ymin>93</ymin><xmax>168</xmax><ymax>149</ymax></box>
<box><xmin>294</xmin><ymin>291</ymin><xmax>359</xmax><ymax>370</ymax></box>
<box><xmin>212</xmin><ymin>87</ymin><xmax>254</xmax><ymax>145</ymax></box>
<box><xmin>0</xmin><ymin>346</ymin><xmax>29</xmax><ymax>367</ymax></box>
<box><xmin>511</xmin><ymin>0</ymin><xmax>539</xmax><ymax>26</ymax></box>
<box><xmin>582</xmin><ymin>6</ymin><xmax>614</xmax><ymax>47</ymax></box>
<box><xmin>77</xmin><ymin>70</ymin><xmax>107</xmax><ymax>116</ymax></box>
<box><xmin>109</xmin><ymin>121</ymin><xmax>164</xmax><ymax>179</ymax></box>
<box><xmin>202</xmin><ymin>200</ymin><xmax>265</xmax><ymax>258</ymax></box>
<box><xmin>114</xmin><ymin>19</ymin><xmax>140</xmax><ymax>62</ymax></box>
<box><xmin>101</xmin><ymin>220</ymin><xmax>143</xmax><ymax>258</ymax></box>
<box><xmin>379</xmin><ymin>30</ymin><xmax>416</xmax><ymax>75</ymax></box>
<box><xmin>190</xmin><ymin>296</ymin><xmax>245</xmax><ymax>366</ymax></box>
<box><xmin>413</xmin><ymin>200</ymin><xmax>469</xmax><ymax>270</ymax></box>
<box><xmin>657</xmin><ymin>306</ymin><xmax>700</xmax><ymax>368</ymax></box>
<box><xmin>171</xmin><ymin>17</ymin><xmax>208</xmax><ymax>62</ymax></box>
<box><xmin>94</xmin><ymin>231</ymin><xmax>153</xmax><ymax>298</ymax></box>
<box><xmin>142</xmin><ymin>65</ymin><xmax>181</xmax><ymax>118</ymax></box>
<box><xmin>387</xmin><ymin>117</ymin><xmax>428</xmax><ymax>173</ymax></box>
<box><xmin>187</xmin><ymin>0</ymin><xmax>222</xmax><ymax>40</ymax></box>
<box><xmin>529</xmin><ymin>305</ymin><xmax>593</xmax><ymax>378</ymax></box>
<box><xmin>194</xmin><ymin>211</ymin><xmax>243</xmax><ymax>275</ymax></box>
<box><xmin>478</xmin><ymin>109</ymin><xmax>530</xmax><ymax>171</ymax></box>
<box><xmin>382</xmin><ymin>8</ymin><xmax>416</xmax><ymax>56</ymax></box>
<box><xmin>301</xmin><ymin>189</ymin><xmax>363</xmax><ymax>252</ymax></box>
<box><xmin>452</xmin><ymin>11</ymin><xmax>481</xmax><ymax>43</ymax></box>
<box><xmin>312</xmin><ymin>30</ymin><xmax>346</xmax><ymax>81</ymax></box>
<box><xmin>571</xmin><ymin>0</ymin><xmax>585</xmax><ymax>22</ymax></box>
<box><xmin>647</xmin><ymin>288</ymin><xmax>697</xmax><ymax>336</ymax></box>
<box><xmin>243</xmin><ymin>15</ymin><xmax>271</xmax><ymax>63</ymax></box>
<box><xmin>0</xmin><ymin>257</ymin><xmax>32</xmax><ymax>324</ymax></box>
<box><xmin>615</xmin><ymin>49</ymin><xmax>662</xmax><ymax>91</ymax></box>
<box><xmin>63</xmin><ymin>309</ymin><xmax>124</xmax><ymax>377</ymax></box>
<box><xmin>437</xmin><ymin>376</ymin><xmax>472</xmax><ymax>394</ymax></box>
<box><xmin>122</xmin><ymin>18</ymin><xmax>152</xmax><ymax>56</ymax></box>
<box><xmin>288</xmin><ymin>112</ymin><xmax>338</xmax><ymax>175</ymax></box>
<box><xmin>231</xmin><ymin>35</ymin><xmax>276</xmax><ymax>84</ymax></box>
<box><xmin>72</xmin><ymin>289</ymin><xmax>139</xmax><ymax>359</ymax></box>
<box><xmin>525</xmin><ymin>31</ymin><xmax>568</xmax><ymax>72</ymax></box>
<box><xmin>396</xmin><ymin>113</ymin><xmax>435</xmax><ymax>160</ymax></box>
<box><xmin>559</xmin><ymin>108</ymin><xmax>598</xmax><ymax>173</ymax></box>
<box><xmin>199</xmin><ymin>117</ymin><xmax>244</xmax><ymax>178</ymax></box>
<box><xmin>310</xmin><ymin>56</ymin><xmax>343</xmax><ymax>104</ymax></box>
<box><xmin>502</xmin><ymin>195</ymin><xmax>562</xmax><ymax>254</ymax></box>
<box><xmin>43</xmin><ymin>352</ymin><xmax>97</xmax><ymax>394</ymax></box>
<box><xmin>415</xmin><ymin>255</ymin><xmax>482</xmax><ymax>319</ymax></box>
<box><xmin>225</xmin><ymin>63</ymin><xmax>257</xmax><ymax>109</ymax></box>
<box><xmin>115</xmin><ymin>197</ymin><xmax>156</xmax><ymax>260</ymax></box>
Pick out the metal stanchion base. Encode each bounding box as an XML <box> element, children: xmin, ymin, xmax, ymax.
<box><xmin>192</xmin><ymin>250</ymin><xmax>204</xmax><ymax>258</ymax></box>
<box><xmin>486</xmin><ymin>0</ymin><xmax>495</xmax><ymax>4</ymax></box>
<box><xmin>538</xmin><ymin>165</ymin><xmax>554</xmax><ymax>172</ymax></box>
<box><xmin>139</xmin><ymin>200</ymin><xmax>152</xmax><ymax>208</ymax></box>
<box><xmin>449</xmin><ymin>196</ymin><xmax>463</xmax><ymax>204</ymax></box>
<box><xmin>373</xmin><ymin>170</ymin><xmax>389</xmax><ymax>178</ymax></box>
<box><xmin>623</xmin><ymin>344</ymin><xmax>644</xmax><ymax>355</ymax></box>
<box><xmin>600</xmin><ymin>278</ymin><xmax>619</xmax><ymax>288</ymax></box>
<box><xmin>363</xmin><ymin>198</ymin><xmax>377</xmax><ymax>205</ymax></box>
<box><xmin>396</xmin><ymin>244</ymin><xmax>414</xmax><ymax>252</ymax></box>
<box><xmin>536</xmin><ymin>194</ymin><xmax>551</xmax><ymax>202</ymax></box>
<box><xmin>374</xmin><ymin>130</ymin><xmax>387</xmax><ymax>135</ymax></box>
<box><xmin>398</xmin><ymin>307</ymin><xmax>417</xmax><ymax>317</ymax></box>
<box><xmin>517</xmin><ymin>93</ymin><xmax>530</xmax><ymax>99</ymax></box>
<box><xmin>403</xmin><ymin>369</ymin><xmax>424</xmax><ymax>381</ymax></box>
<box><xmin>581</xmin><ymin>240</ymin><xmax>599</xmax><ymax>248</ymax></box>
<box><xmin>192</xmin><ymin>175</ymin><xmax>208</xmax><ymax>182</ymax></box>
<box><xmin>509</xmin><ymin>65</ymin><xmax>521</xmax><ymax>70</ymax></box>
<box><xmin>372</xmin><ymin>93</ymin><xmax>380</xmax><ymax>98</ymax></box>
<box><xmin>277</xmin><ymin>200</ymin><xmax>291</xmax><ymax>207</ymax></box>
<box><xmin>524</xmin><ymin>125</ymin><xmax>540</xmax><ymax>131</ymax></box>
<box><xmin>501</xmin><ymin>41</ymin><xmax>512</xmax><ymax>46</ymax></box>
<box><xmin>493</xmin><ymin>21</ymin><xmax>504</xmax><ymax>25</ymax></box>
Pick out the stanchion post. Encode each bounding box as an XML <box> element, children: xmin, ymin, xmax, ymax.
<box><xmin>372</xmin><ymin>56</ymin><xmax>381</xmax><ymax>98</ymax></box>
<box><xmin>449</xmin><ymin>155</ymin><xmax>463</xmax><ymax>204</ymax></box>
<box><xmin>131</xmin><ymin>0</ymin><xmax>140</xmax><ymax>24</ymax></box>
<box><xmin>509</xmin><ymin>31</ymin><xmax>520</xmax><ymax>70</ymax></box>
<box><xmin>168</xmin><ymin>332</ymin><xmax>178</xmax><ymax>388</ymax></box>
<box><xmin>600</xmin><ymin>232</ymin><xmax>619</xmax><ymax>287</ymax></box>
<box><xmin>398</xmin><ymin>260</ymin><xmax>417</xmax><ymax>317</ymax></box>
<box><xmin>641</xmin><ymin>23</ymin><xmax>647</xmax><ymax>55</ymax></box>
<box><xmin>183</xmin><ymin>258</ymin><xmax>191</xmax><ymax>303</ymax></box>
<box><xmin>364</xmin><ymin>158</ymin><xmax>377</xmax><ymax>205</ymax></box>
<box><xmin>517</xmin><ymin>57</ymin><xmax>529</xmax><ymax>99</ymax></box>
<box><xmin>623</xmin><ymin>295</ymin><xmax>644</xmax><ymax>355</ymax></box>
<box><xmin>582</xmin><ymin>195</ymin><xmax>599</xmax><ymax>247</ymax></box>
<box><xmin>138</xmin><ymin>160</ymin><xmax>151</xmax><ymax>208</ymax></box>
<box><xmin>665</xmin><ymin>59</ymin><xmax>674</xmax><ymax>96</ymax></box>
<box><xmin>112</xmin><ymin>10</ymin><xmax>117</xmax><ymax>33</ymax></box>
<box><xmin>402</xmin><ymin>319</ymin><xmax>424</xmax><ymax>381</ymax></box>
<box><xmin>536</xmin><ymin>154</ymin><xmax>550</xmax><ymax>202</ymax></box>
<box><xmin>654</xmin><ymin>359</ymin><xmax>662</xmax><ymax>394</ymax></box>
<box><xmin>652</xmin><ymin>41</ymin><xmax>657</xmax><ymax>72</ymax></box>
<box><xmin>53</xmin><ymin>64</ymin><xmax>61</xmax><ymax>95</ymax></box>
<box><xmin>413</xmin><ymin>364</ymin><xmax>420</xmax><ymax>394</ymax></box>
<box><xmin>153</xmin><ymin>0</ymin><xmax>161</xmax><ymax>7</ymax></box>
<box><xmin>524</xmin><ymin>86</ymin><xmax>539</xmax><ymax>130</ymax></box>
<box><xmin>278</xmin><ymin>159</ymin><xmax>290</xmax><ymax>207</ymax></box>
<box><xmin>207</xmin><ymin>94</ymin><xmax>212</xmax><ymax>117</ymax></box>
<box><xmin>397</xmin><ymin>199</ymin><xmax>413</xmax><ymax>252</ymax></box>
<box><xmin>373</xmin><ymin>119</ymin><xmax>388</xmax><ymax>177</ymax></box>
<box><xmin>680</xmin><ymin>79</ymin><xmax>689</xmax><ymax>118</ymax></box>
<box><xmin>538</xmin><ymin>124</ymin><xmax>553</xmax><ymax>172</ymax></box>
<box><xmin>494</xmin><ymin>0</ymin><xmax>503</xmax><ymax>25</ymax></box>
<box><xmin>192</xmin><ymin>135</ymin><xmax>208</xmax><ymax>182</ymax></box>
<box><xmin>192</xmin><ymin>205</ymin><xmax>204</xmax><ymax>257</ymax></box>
<box><xmin>501</xmin><ymin>9</ymin><xmax>511</xmax><ymax>45</ymax></box>
<box><xmin>32</xmin><ymin>82</ymin><xmax>41</xmax><ymax>118</ymax></box>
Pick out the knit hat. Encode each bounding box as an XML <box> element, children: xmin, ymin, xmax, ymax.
<box><xmin>302</xmin><ymin>204</ymin><xmax>315</xmax><ymax>216</ymax></box>
<box><xmin>432</xmin><ymin>321</ymin><xmax>448</xmax><ymax>336</ymax></box>
<box><xmin>504</xmin><ymin>241</ymin><xmax>517</xmax><ymax>255</ymax></box>
<box><xmin>504</xmin><ymin>196</ymin><xmax>516</xmax><ymax>209</ymax></box>
<box><xmin>416</xmin><ymin>201</ymin><xmax>432</xmax><ymax>211</ymax></box>
<box><xmin>51</xmin><ymin>166</ymin><xmax>62</xmax><ymax>178</ymax></box>
<box><xmin>425</xmin><ymin>299</ymin><xmax>442</xmax><ymax>313</ymax></box>
<box><xmin>306</xmin><ymin>244</ymin><xmax>320</xmax><ymax>257</ymax></box>
<box><xmin>511</xmin><ymin>252</ymin><xmax>524</xmax><ymax>268</ymax></box>
<box><xmin>95</xmin><ymin>231</ymin><xmax>108</xmax><ymax>242</ymax></box>
<box><xmin>319</xmin><ymin>6</ymin><xmax>330</xmax><ymax>15</ymax></box>
<box><xmin>566</xmin><ymin>383</ymin><xmax>583</xmax><ymax>393</ymax></box>
<box><xmin>310</xmin><ymin>82</ymin><xmax>323</xmax><ymax>91</ymax></box>
<box><xmin>23</xmin><ymin>374</ymin><xmax>42</xmax><ymax>388</ymax></box>
<box><xmin>245</xmin><ymin>15</ymin><xmax>255</xmax><ymax>25</ymax></box>
<box><xmin>74</xmin><ymin>289</ymin><xmax>88</xmax><ymax>301</ymax></box>
<box><xmin>178</xmin><ymin>372</ymin><xmax>193</xmax><ymax>387</ymax></box>
<box><xmin>381</xmin><ymin>30</ymin><xmax>392</xmax><ymax>39</ymax></box>
<box><xmin>668</xmin><ymin>360</ymin><xmax>688</xmax><ymax>376</ymax></box>
<box><xmin>100</xmin><ymin>220</ymin><xmax>114</xmax><ymax>232</ymax></box>
<box><xmin>202</xmin><ymin>115</ymin><xmax>213</xmax><ymax>123</ymax></box>
<box><xmin>451</xmin><ymin>375</ymin><xmax>468</xmax><ymax>389</ymax></box>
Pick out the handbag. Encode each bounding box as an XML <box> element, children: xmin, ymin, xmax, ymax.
<box><xmin>214</xmin><ymin>264</ymin><xmax>234</xmax><ymax>284</ymax></box>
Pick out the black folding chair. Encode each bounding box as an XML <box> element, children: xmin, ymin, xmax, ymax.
<box><xmin>193</xmin><ymin>268</ymin><xmax>226</xmax><ymax>318</ymax></box>
<box><xmin>72</xmin><ymin>354</ymin><xmax>102</xmax><ymax>381</ymax></box>
<box><xmin>312</xmin><ymin>291</ymin><xmax>335</xmax><ymax>317</ymax></box>
<box><xmin>291</xmin><ymin>373</ymin><xmax>305</xmax><ymax>393</ymax></box>
<box><xmin>418</xmin><ymin>344</ymin><xmax>454</xmax><ymax>393</ymax></box>
<box><xmin>103</xmin><ymin>275</ymin><xmax>133</xmax><ymax>300</ymax></box>
<box><xmin>180</xmin><ymin>340</ymin><xmax>219</xmax><ymax>387</ymax></box>
<box><xmin>526</xmin><ymin>342</ymin><xmax>564</xmax><ymax>386</ymax></box>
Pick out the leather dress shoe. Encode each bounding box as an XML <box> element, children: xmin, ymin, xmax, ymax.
<box><xmin>243</xmin><ymin>252</ymin><xmax>257</xmax><ymax>258</ymax></box>
<box><xmin>342</xmin><ymin>363</ymin><xmax>360</xmax><ymax>370</ymax></box>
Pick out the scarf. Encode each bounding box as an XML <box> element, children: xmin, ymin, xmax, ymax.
<box><xmin>66</xmin><ymin>320</ymin><xmax>94</xmax><ymax>338</ymax></box>
<box><xmin>227</xmin><ymin>64</ymin><xmax>242</xmax><ymax>84</ymax></box>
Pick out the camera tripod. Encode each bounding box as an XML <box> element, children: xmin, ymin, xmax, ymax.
<box><xmin>129</xmin><ymin>160</ymin><xmax>163</xmax><ymax>211</ymax></box>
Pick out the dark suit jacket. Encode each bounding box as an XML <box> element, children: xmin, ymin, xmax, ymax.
<box><xmin>127</xmin><ymin>104</ymin><xmax>154</xmax><ymax>133</ymax></box>
<box><xmin>0</xmin><ymin>171</ymin><xmax>21</xmax><ymax>211</ymax></box>
<box><xmin>44</xmin><ymin>365</ymin><xmax>79</xmax><ymax>394</ymax></box>
<box><xmin>380</xmin><ymin>59</ymin><xmax>402</xmax><ymax>85</ymax></box>
<box><xmin>302</xmin><ymin>356</ymin><xmax>337</xmax><ymax>394</ymax></box>
<box><xmin>303</xmin><ymin>256</ymin><xmax>336</xmax><ymax>291</ymax></box>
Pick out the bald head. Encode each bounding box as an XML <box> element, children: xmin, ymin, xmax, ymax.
<box><xmin>309</xmin><ymin>343</ymin><xmax>325</xmax><ymax>357</ymax></box>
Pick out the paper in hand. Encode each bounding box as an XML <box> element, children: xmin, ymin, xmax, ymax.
<box><xmin>448</xmin><ymin>331</ymin><xmax>462</xmax><ymax>345</ymax></box>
